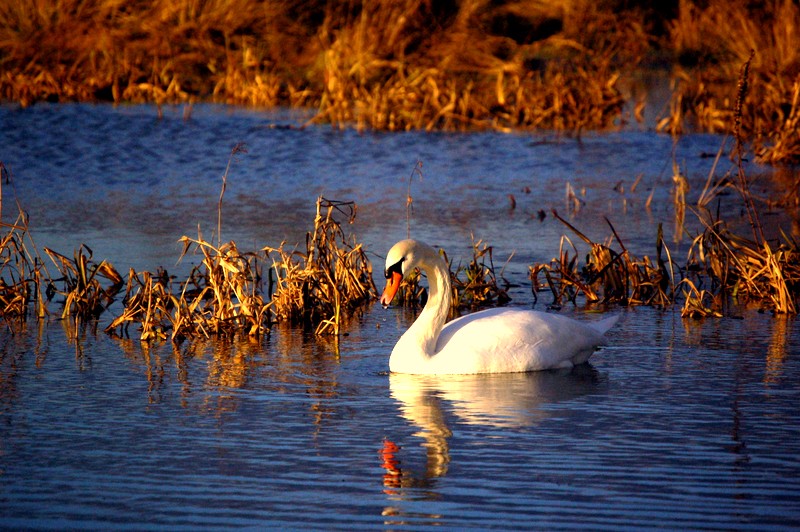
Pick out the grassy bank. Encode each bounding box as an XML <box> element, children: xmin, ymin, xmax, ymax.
<box><xmin>1</xmin><ymin>1</ymin><xmax>797</xmax><ymax>161</ymax></box>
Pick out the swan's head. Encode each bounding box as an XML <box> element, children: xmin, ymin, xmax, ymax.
<box><xmin>380</xmin><ymin>239</ymin><xmax>433</xmax><ymax>307</ymax></box>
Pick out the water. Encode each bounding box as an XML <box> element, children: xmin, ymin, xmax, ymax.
<box><xmin>1</xmin><ymin>103</ymin><xmax>799</xmax><ymax>529</ymax></box>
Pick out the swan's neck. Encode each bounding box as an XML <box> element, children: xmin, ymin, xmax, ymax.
<box><xmin>395</xmin><ymin>254</ymin><xmax>452</xmax><ymax>361</ymax></box>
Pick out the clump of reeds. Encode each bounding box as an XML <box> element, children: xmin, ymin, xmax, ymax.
<box><xmin>105</xmin><ymin>268</ymin><xmax>177</xmax><ymax>342</ymax></box>
<box><xmin>44</xmin><ymin>245</ymin><xmax>123</xmax><ymax>321</ymax></box>
<box><xmin>0</xmin><ymin>212</ymin><xmax>47</xmax><ymax>321</ymax></box>
<box><xmin>682</xmin><ymin>216</ymin><xmax>800</xmax><ymax>316</ymax></box>
<box><xmin>1</xmin><ymin>166</ymin><xmax>50</xmax><ymax>322</ymax></box>
<box><xmin>3</xmin><ymin>147</ymin><xmax>379</xmax><ymax>342</ymax></box>
<box><xmin>106</xmin><ymin>236</ymin><xmax>272</xmax><ymax>342</ymax></box>
<box><xmin>264</xmin><ymin>197</ymin><xmax>377</xmax><ymax>335</ymax></box>
<box><xmin>1</xmin><ymin>177</ymin><xmax>123</xmax><ymax>326</ymax></box>
<box><xmin>0</xmin><ymin>0</ymin><xmax>640</xmax><ymax>134</ymax></box>
<box><xmin>450</xmin><ymin>237</ymin><xmax>511</xmax><ymax>310</ymax></box>
<box><xmin>661</xmin><ymin>0</ymin><xmax>800</xmax><ymax>164</ymax></box>
<box><xmin>530</xmin><ymin>211</ymin><xmax>675</xmax><ymax>308</ymax></box>
<box><xmin>678</xmin><ymin>60</ymin><xmax>800</xmax><ymax>316</ymax></box>
<box><xmin>310</xmin><ymin>0</ymin><xmax>634</xmax><ymax>132</ymax></box>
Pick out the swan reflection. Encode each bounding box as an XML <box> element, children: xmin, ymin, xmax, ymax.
<box><xmin>382</xmin><ymin>365</ymin><xmax>606</xmax><ymax>500</ymax></box>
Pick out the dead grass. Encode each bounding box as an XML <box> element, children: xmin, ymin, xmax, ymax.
<box><xmin>531</xmin><ymin>64</ymin><xmax>800</xmax><ymax>317</ymax></box>
<box><xmin>660</xmin><ymin>0</ymin><xmax>800</xmax><ymax>164</ymax></box>
<box><xmin>264</xmin><ymin>197</ymin><xmax>377</xmax><ymax>335</ymax></box>
<box><xmin>44</xmin><ymin>245</ymin><xmax>123</xmax><ymax>320</ymax></box>
<box><xmin>4</xmin><ymin>0</ymin><xmax>794</xmax><ymax>158</ymax></box>
<box><xmin>2</xmin><ymin>149</ymin><xmax>378</xmax><ymax>340</ymax></box>
<box><xmin>0</xmin><ymin>0</ymin><xmax>638</xmax><ymax>133</ymax></box>
<box><xmin>530</xmin><ymin>212</ymin><xmax>674</xmax><ymax>309</ymax></box>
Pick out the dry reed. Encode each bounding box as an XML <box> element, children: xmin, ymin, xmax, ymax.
<box><xmin>3</xmin><ymin>149</ymin><xmax>379</xmax><ymax>340</ymax></box>
<box><xmin>264</xmin><ymin>197</ymin><xmax>377</xmax><ymax>335</ymax></box>
<box><xmin>530</xmin><ymin>211</ymin><xmax>674</xmax><ymax>309</ymax></box>
<box><xmin>0</xmin><ymin>0</ymin><xmax>639</xmax><ymax>134</ymax></box>
<box><xmin>6</xmin><ymin>0</ymin><xmax>795</xmax><ymax>160</ymax></box>
<box><xmin>43</xmin><ymin>245</ymin><xmax>123</xmax><ymax>321</ymax></box>
<box><xmin>661</xmin><ymin>0</ymin><xmax>800</xmax><ymax>164</ymax></box>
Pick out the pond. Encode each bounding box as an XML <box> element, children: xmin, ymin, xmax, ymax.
<box><xmin>1</xmin><ymin>103</ymin><xmax>798</xmax><ymax>529</ymax></box>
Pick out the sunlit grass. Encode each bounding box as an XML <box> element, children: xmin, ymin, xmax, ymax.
<box><xmin>1</xmin><ymin>0</ymin><xmax>795</xmax><ymax>160</ymax></box>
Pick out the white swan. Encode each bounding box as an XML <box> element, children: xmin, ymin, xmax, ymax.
<box><xmin>380</xmin><ymin>239</ymin><xmax>618</xmax><ymax>374</ymax></box>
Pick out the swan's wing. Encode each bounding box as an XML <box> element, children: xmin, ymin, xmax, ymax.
<box><xmin>435</xmin><ymin>309</ymin><xmax>610</xmax><ymax>372</ymax></box>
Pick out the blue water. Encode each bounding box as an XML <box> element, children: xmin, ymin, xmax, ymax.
<box><xmin>0</xmin><ymin>103</ymin><xmax>798</xmax><ymax>529</ymax></box>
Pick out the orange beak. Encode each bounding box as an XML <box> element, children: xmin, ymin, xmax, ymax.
<box><xmin>380</xmin><ymin>271</ymin><xmax>403</xmax><ymax>307</ymax></box>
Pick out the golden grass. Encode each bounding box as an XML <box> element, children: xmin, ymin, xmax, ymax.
<box><xmin>531</xmin><ymin>207</ymin><xmax>799</xmax><ymax>316</ymax></box>
<box><xmin>530</xmin><ymin>212</ymin><xmax>674</xmax><ymax>308</ymax></box>
<box><xmin>264</xmin><ymin>197</ymin><xmax>377</xmax><ymax>335</ymax></box>
<box><xmin>0</xmin><ymin>0</ymin><xmax>636</xmax><ymax>133</ymax></box>
<box><xmin>2</xmin><ymin>0</ymin><xmax>794</xmax><ymax>160</ymax></box>
<box><xmin>660</xmin><ymin>0</ymin><xmax>800</xmax><ymax>163</ymax></box>
<box><xmin>531</xmin><ymin>65</ymin><xmax>800</xmax><ymax>317</ymax></box>
<box><xmin>2</xmin><ymin>149</ymin><xmax>378</xmax><ymax>339</ymax></box>
<box><xmin>44</xmin><ymin>245</ymin><xmax>123</xmax><ymax>320</ymax></box>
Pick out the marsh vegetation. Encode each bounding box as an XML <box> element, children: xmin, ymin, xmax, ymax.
<box><xmin>1</xmin><ymin>0</ymin><xmax>798</xmax><ymax>162</ymax></box>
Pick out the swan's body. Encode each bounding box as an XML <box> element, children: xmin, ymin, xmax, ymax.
<box><xmin>381</xmin><ymin>239</ymin><xmax>618</xmax><ymax>375</ymax></box>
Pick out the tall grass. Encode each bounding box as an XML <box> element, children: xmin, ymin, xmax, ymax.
<box><xmin>661</xmin><ymin>0</ymin><xmax>800</xmax><ymax>163</ymax></box>
<box><xmin>3</xmin><ymin>0</ymin><xmax>795</xmax><ymax>160</ymax></box>
<box><xmin>0</xmin><ymin>0</ymin><xmax>638</xmax><ymax>132</ymax></box>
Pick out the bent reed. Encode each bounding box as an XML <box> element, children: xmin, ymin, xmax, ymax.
<box><xmin>2</xmin><ymin>1</ymin><xmax>796</xmax><ymax>161</ymax></box>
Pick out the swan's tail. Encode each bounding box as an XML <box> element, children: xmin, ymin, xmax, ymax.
<box><xmin>588</xmin><ymin>314</ymin><xmax>620</xmax><ymax>336</ymax></box>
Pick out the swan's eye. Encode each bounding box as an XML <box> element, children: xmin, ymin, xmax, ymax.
<box><xmin>384</xmin><ymin>258</ymin><xmax>404</xmax><ymax>279</ymax></box>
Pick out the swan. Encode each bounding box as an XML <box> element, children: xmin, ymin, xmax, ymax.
<box><xmin>380</xmin><ymin>239</ymin><xmax>619</xmax><ymax>374</ymax></box>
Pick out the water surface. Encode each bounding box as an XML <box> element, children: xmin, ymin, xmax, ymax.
<box><xmin>0</xmin><ymin>104</ymin><xmax>798</xmax><ymax>529</ymax></box>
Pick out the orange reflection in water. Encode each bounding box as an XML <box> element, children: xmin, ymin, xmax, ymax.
<box><xmin>765</xmin><ymin>314</ymin><xmax>793</xmax><ymax>385</ymax></box>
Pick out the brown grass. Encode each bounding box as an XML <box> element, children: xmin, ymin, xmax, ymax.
<box><xmin>2</xmin><ymin>150</ymin><xmax>378</xmax><ymax>339</ymax></box>
<box><xmin>530</xmin><ymin>212</ymin><xmax>674</xmax><ymax>308</ymax></box>
<box><xmin>660</xmin><ymin>0</ymin><xmax>800</xmax><ymax>163</ymax></box>
<box><xmin>264</xmin><ymin>197</ymin><xmax>377</xmax><ymax>335</ymax></box>
<box><xmin>2</xmin><ymin>1</ymin><xmax>795</xmax><ymax>160</ymax></box>
<box><xmin>0</xmin><ymin>0</ymin><xmax>639</xmax><ymax>133</ymax></box>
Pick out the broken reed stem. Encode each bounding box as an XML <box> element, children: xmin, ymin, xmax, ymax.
<box><xmin>406</xmin><ymin>161</ymin><xmax>422</xmax><ymax>240</ymax></box>
<box><xmin>218</xmin><ymin>142</ymin><xmax>247</xmax><ymax>247</ymax></box>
